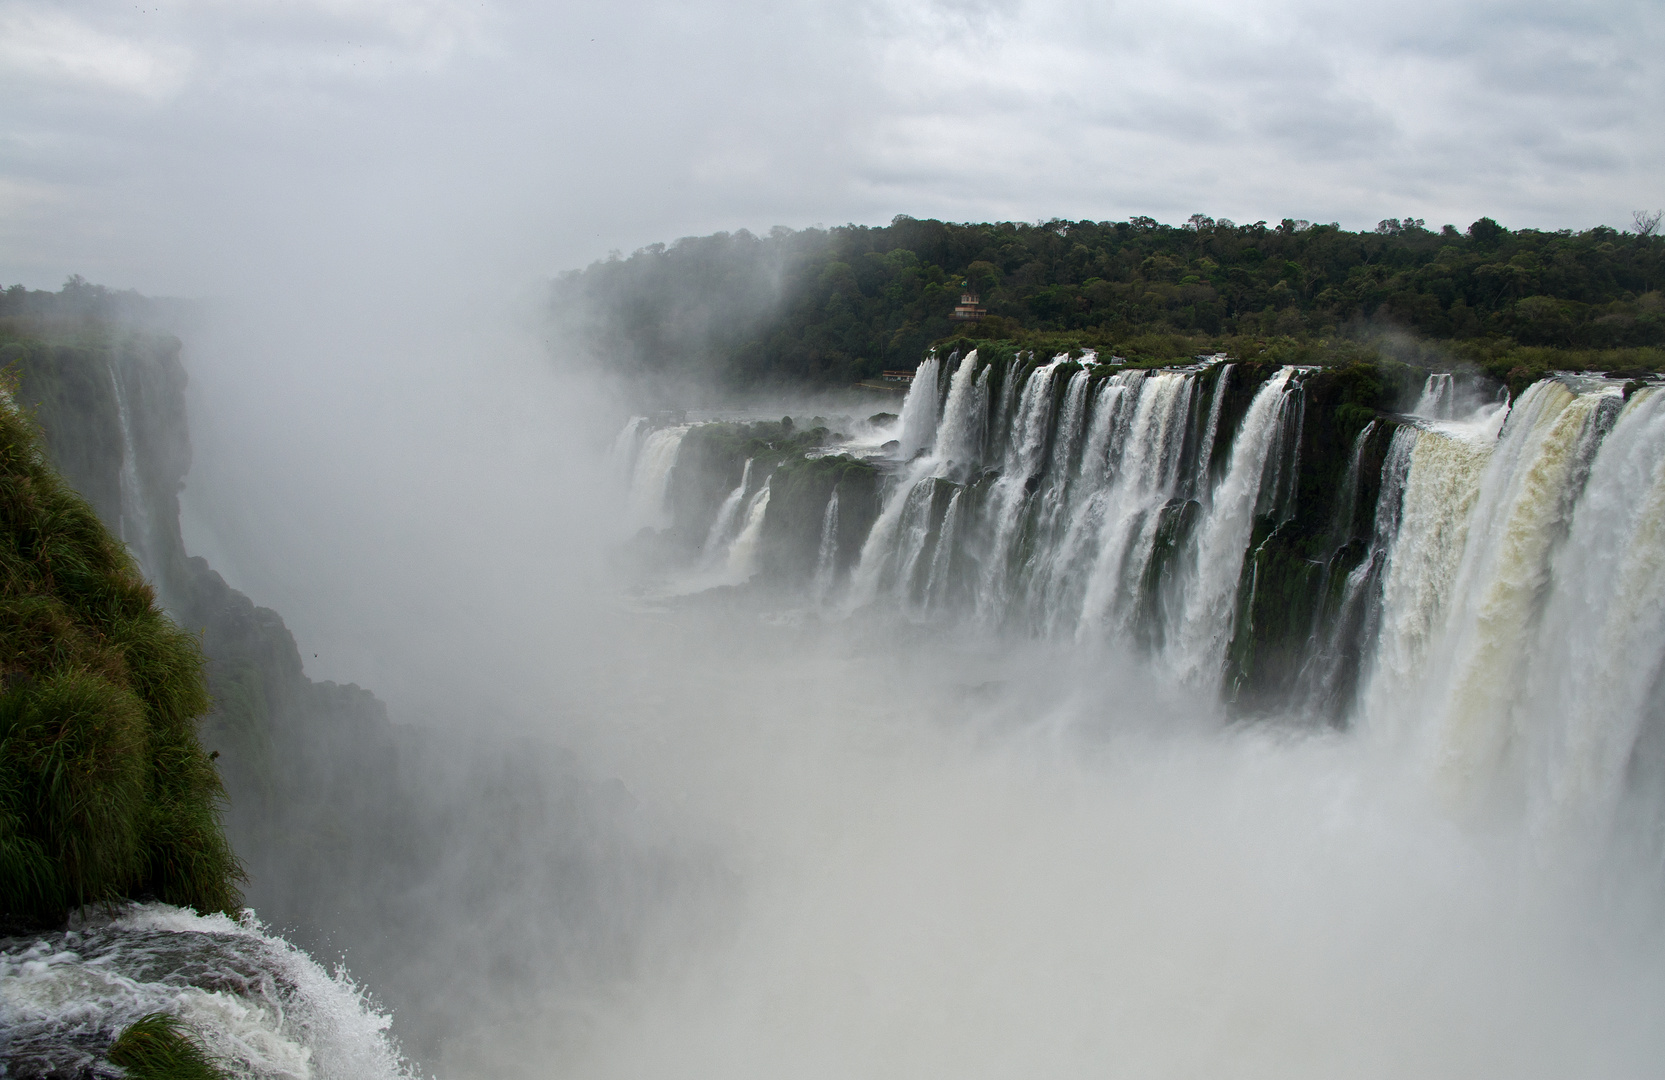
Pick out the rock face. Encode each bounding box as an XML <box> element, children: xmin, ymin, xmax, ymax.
<box><xmin>8</xmin><ymin>329</ymin><xmax>397</xmax><ymax>920</ymax></box>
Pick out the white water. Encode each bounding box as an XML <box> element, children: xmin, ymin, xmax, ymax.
<box><xmin>1528</xmin><ymin>388</ymin><xmax>1665</xmax><ymax>842</ymax></box>
<box><xmin>897</xmin><ymin>357</ymin><xmax>942</xmax><ymax>460</ymax></box>
<box><xmin>621</xmin><ymin>360</ymin><xmax>1665</xmax><ymax>827</ymax></box>
<box><xmin>1073</xmin><ymin>370</ymin><xmax>1202</xmax><ymax>640</ymax></box>
<box><xmin>722</xmin><ymin>476</ymin><xmax>772</xmax><ymax>583</ymax></box>
<box><xmin>585</xmin><ymin>364</ymin><xmax>1665</xmax><ymax>1080</ymax></box>
<box><xmin>1416</xmin><ymin>372</ymin><xmax>1457</xmax><ymax>418</ymax></box>
<box><xmin>0</xmin><ymin>903</ymin><xmax>409</xmax><ymax>1079</ymax></box>
<box><xmin>812</xmin><ymin>488</ymin><xmax>840</xmax><ymax>602</ymax></box>
<box><xmin>975</xmin><ymin>356</ymin><xmax>1067</xmax><ymax>623</ymax></box>
<box><xmin>1414</xmin><ymin>371</ymin><xmax>1510</xmax><ymax>427</ymax></box>
<box><xmin>932</xmin><ymin>350</ymin><xmax>986</xmax><ymax>473</ymax></box>
<box><xmin>610</xmin><ymin>415</ymin><xmax>647</xmax><ymax>481</ymax></box>
<box><xmin>626</xmin><ymin>425</ymin><xmax>690</xmax><ymax>532</ymax></box>
<box><xmin>703</xmin><ymin>458</ymin><xmax>755</xmax><ymax>562</ymax></box>
<box><xmin>535</xmin><ymin>608</ymin><xmax>1665</xmax><ymax>1080</ymax></box>
<box><xmin>1167</xmin><ymin>368</ymin><xmax>1296</xmax><ymax>684</ymax></box>
<box><xmin>109</xmin><ymin>364</ymin><xmax>154</xmax><ymax>571</ymax></box>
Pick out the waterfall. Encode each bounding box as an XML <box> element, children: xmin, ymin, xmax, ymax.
<box><xmin>1412</xmin><ymin>382</ymin><xmax>1609</xmax><ymax>798</ymax></box>
<box><xmin>703</xmin><ymin>458</ymin><xmax>755</xmax><ymax>561</ymax></box>
<box><xmin>1416</xmin><ymin>373</ymin><xmax>1455</xmax><ymax>419</ymax></box>
<box><xmin>922</xmin><ymin>487</ymin><xmax>962</xmax><ymax>612</ymax></box>
<box><xmin>1293</xmin><ymin>422</ymin><xmax>1408</xmax><ymax>720</ymax></box>
<box><xmin>1329</xmin><ymin>420</ymin><xmax>1375</xmax><ymax>546</ymax></box>
<box><xmin>975</xmin><ymin>356</ymin><xmax>1067</xmax><ymax>624</ymax></box>
<box><xmin>723</xmin><ymin>477</ymin><xmax>772</xmax><ymax>583</ymax></box>
<box><xmin>933</xmin><ymin>351</ymin><xmax>987</xmax><ymax>475</ymax></box>
<box><xmin>624</xmin><ymin>359</ymin><xmax>1665</xmax><ymax>841</ymax></box>
<box><xmin>612</xmin><ymin>415</ymin><xmax>648</xmax><ymax>480</ymax></box>
<box><xmin>1072</xmin><ymin>371</ymin><xmax>1200</xmax><ymax>641</ymax></box>
<box><xmin>812</xmin><ymin>488</ymin><xmax>841</xmax><ymax>602</ymax></box>
<box><xmin>1362</xmin><ymin>424</ymin><xmax>1492</xmax><ymax>740</ymax></box>
<box><xmin>1166</xmin><ymin>368</ymin><xmax>1297</xmax><ymax>685</ymax></box>
<box><xmin>1029</xmin><ymin>369</ymin><xmax>1093</xmax><ymax>544</ymax></box>
<box><xmin>1415</xmin><ymin>371</ymin><xmax>1512</xmax><ymax>429</ymax></box>
<box><xmin>897</xmin><ymin>356</ymin><xmax>942</xmax><ymax>459</ymax></box>
<box><xmin>109</xmin><ymin>365</ymin><xmax>152</xmax><ymax>572</ymax></box>
<box><xmin>1525</xmin><ymin>387</ymin><xmax>1665</xmax><ymax>840</ymax></box>
<box><xmin>1191</xmin><ymin>363</ymin><xmax>1231</xmax><ymax>494</ymax></box>
<box><xmin>626</xmin><ymin>424</ymin><xmax>690</xmax><ymax>532</ymax></box>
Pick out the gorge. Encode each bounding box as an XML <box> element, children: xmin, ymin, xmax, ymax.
<box><xmin>5</xmin><ymin>290</ymin><xmax>1665</xmax><ymax>1078</ymax></box>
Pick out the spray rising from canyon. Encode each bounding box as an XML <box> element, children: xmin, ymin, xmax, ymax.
<box><xmin>571</xmin><ymin>352</ymin><xmax>1665</xmax><ymax>1080</ymax></box>
<box><xmin>66</xmin><ymin>297</ymin><xmax>1665</xmax><ymax>1079</ymax></box>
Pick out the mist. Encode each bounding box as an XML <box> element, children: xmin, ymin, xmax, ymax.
<box><xmin>149</xmin><ymin>270</ymin><xmax>1665</xmax><ymax>1077</ymax></box>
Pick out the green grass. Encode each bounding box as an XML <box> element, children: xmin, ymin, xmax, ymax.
<box><xmin>107</xmin><ymin>1013</ymin><xmax>230</xmax><ymax>1080</ymax></box>
<box><xmin>0</xmin><ymin>371</ymin><xmax>241</xmax><ymax>927</ymax></box>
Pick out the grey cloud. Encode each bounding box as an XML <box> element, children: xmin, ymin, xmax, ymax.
<box><xmin>1</xmin><ymin>0</ymin><xmax>1662</xmax><ymax>296</ymax></box>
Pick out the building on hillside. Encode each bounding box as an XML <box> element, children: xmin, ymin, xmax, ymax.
<box><xmin>881</xmin><ymin>370</ymin><xmax>915</xmax><ymax>383</ymax></box>
<box><xmin>951</xmin><ymin>291</ymin><xmax>986</xmax><ymax>322</ymax></box>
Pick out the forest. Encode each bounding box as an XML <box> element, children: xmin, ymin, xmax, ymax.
<box><xmin>552</xmin><ymin>213</ymin><xmax>1665</xmax><ymax>393</ymax></box>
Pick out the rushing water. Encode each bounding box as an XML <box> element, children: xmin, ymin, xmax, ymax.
<box><xmin>616</xmin><ymin>352</ymin><xmax>1665</xmax><ymax>850</ymax></box>
<box><xmin>0</xmin><ymin>904</ymin><xmax>410</xmax><ymax>1079</ymax></box>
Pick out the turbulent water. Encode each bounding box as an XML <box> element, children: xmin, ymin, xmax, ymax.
<box><xmin>0</xmin><ymin>904</ymin><xmax>409</xmax><ymax>1079</ymax></box>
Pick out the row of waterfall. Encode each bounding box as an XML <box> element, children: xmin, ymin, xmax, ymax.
<box><xmin>618</xmin><ymin>350</ymin><xmax>1665</xmax><ymax>844</ymax></box>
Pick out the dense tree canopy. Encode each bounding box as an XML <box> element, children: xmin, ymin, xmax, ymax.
<box><xmin>552</xmin><ymin>214</ymin><xmax>1665</xmax><ymax>392</ymax></box>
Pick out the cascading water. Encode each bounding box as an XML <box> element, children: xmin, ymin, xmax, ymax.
<box><xmin>109</xmin><ymin>365</ymin><xmax>153</xmax><ymax>572</ymax></box>
<box><xmin>618</xmin><ymin>353</ymin><xmax>1665</xmax><ymax>844</ymax></box>
<box><xmin>0</xmin><ymin>904</ymin><xmax>410</xmax><ymax>1080</ymax></box>
<box><xmin>703</xmin><ymin>458</ymin><xmax>755</xmax><ymax>562</ymax></box>
<box><xmin>896</xmin><ymin>357</ymin><xmax>942</xmax><ymax>460</ymax></box>
<box><xmin>1165</xmin><ymin>368</ymin><xmax>1297</xmax><ymax>683</ymax></box>
<box><xmin>812</xmin><ymin>488</ymin><xmax>840</xmax><ymax>601</ymax></box>
<box><xmin>932</xmin><ymin>350</ymin><xmax>986</xmax><ymax>474</ymax></box>
<box><xmin>1292</xmin><ymin>423</ymin><xmax>1413</xmax><ymax>721</ymax></box>
<box><xmin>722</xmin><ymin>476</ymin><xmax>772</xmax><ymax>583</ymax></box>
<box><xmin>1071</xmin><ymin>370</ymin><xmax>1204</xmax><ymax>642</ymax></box>
<box><xmin>611</xmin><ymin>415</ymin><xmax>647</xmax><ymax>479</ymax></box>
<box><xmin>974</xmin><ymin>356</ymin><xmax>1068</xmax><ymax>624</ymax></box>
<box><xmin>626</xmin><ymin>425</ymin><xmax>690</xmax><ymax>532</ymax></box>
<box><xmin>1525</xmin><ymin>387</ymin><xmax>1665</xmax><ymax>842</ymax></box>
<box><xmin>1416</xmin><ymin>372</ymin><xmax>1456</xmax><ymax>419</ymax></box>
<box><xmin>1391</xmin><ymin>382</ymin><xmax>1612</xmax><ymax>798</ymax></box>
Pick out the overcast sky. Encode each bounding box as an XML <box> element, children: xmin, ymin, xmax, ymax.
<box><xmin>2</xmin><ymin>0</ymin><xmax>1663</xmax><ymax>297</ymax></box>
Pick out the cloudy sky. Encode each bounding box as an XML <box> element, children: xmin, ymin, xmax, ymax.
<box><xmin>2</xmin><ymin>0</ymin><xmax>1662</xmax><ymax>296</ymax></box>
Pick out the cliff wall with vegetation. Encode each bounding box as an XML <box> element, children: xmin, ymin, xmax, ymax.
<box><xmin>0</xmin><ymin>359</ymin><xmax>238</xmax><ymax>931</ymax></box>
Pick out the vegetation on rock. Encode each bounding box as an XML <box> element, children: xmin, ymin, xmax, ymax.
<box><xmin>0</xmin><ymin>371</ymin><xmax>240</xmax><ymax>928</ymax></box>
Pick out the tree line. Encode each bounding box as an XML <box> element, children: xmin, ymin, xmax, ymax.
<box><xmin>551</xmin><ymin>213</ymin><xmax>1665</xmax><ymax>391</ymax></box>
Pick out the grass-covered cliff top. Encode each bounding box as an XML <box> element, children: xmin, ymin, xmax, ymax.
<box><xmin>0</xmin><ymin>370</ymin><xmax>240</xmax><ymax>930</ymax></box>
<box><xmin>553</xmin><ymin>214</ymin><xmax>1665</xmax><ymax>392</ymax></box>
